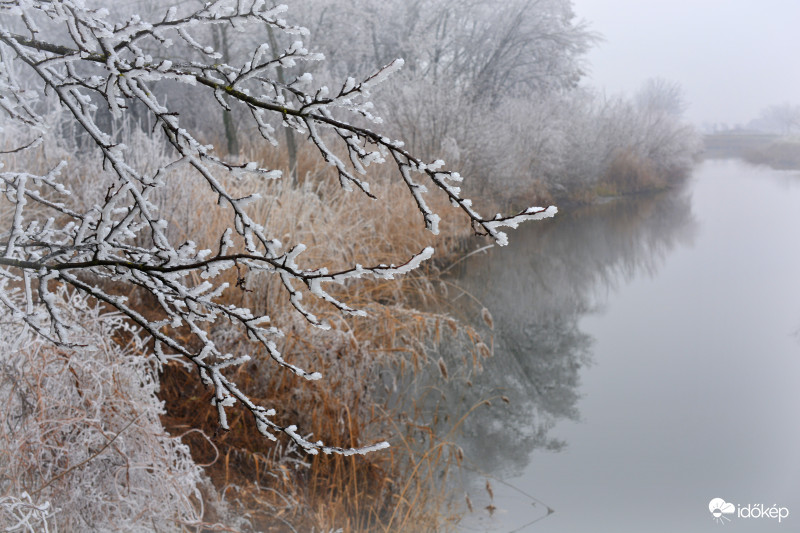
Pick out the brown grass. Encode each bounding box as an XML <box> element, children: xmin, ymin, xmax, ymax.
<box><xmin>158</xmin><ymin>308</ymin><xmax>480</xmax><ymax>532</ymax></box>
<box><xmin>596</xmin><ymin>149</ymin><xmax>667</xmax><ymax>197</ymax></box>
<box><xmin>4</xmin><ymin>120</ymin><xmax>490</xmax><ymax>531</ymax></box>
<box><xmin>150</xmin><ymin>139</ymin><xmax>486</xmax><ymax>531</ymax></box>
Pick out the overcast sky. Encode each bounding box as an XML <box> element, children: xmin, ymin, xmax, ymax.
<box><xmin>571</xmin><ymin>0</ymin><xmax>800</xmax><ymax>128</ymax></box>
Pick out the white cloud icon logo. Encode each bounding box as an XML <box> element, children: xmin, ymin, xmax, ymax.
<box><xmin>709</xmin><ymin>498</ymin><xmax>735</xmax><ymax>524</ymax></box>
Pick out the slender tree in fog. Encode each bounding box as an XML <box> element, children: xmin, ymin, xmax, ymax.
<box><xmin>635</xmin><ymin>77</ymin><xmax>687</xmax><ymax>117</ymax></box>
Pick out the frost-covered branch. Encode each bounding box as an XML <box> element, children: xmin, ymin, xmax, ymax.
<box><xmin>0</xmin><ymin>0</ymin><xmax>555</xmax><ymax>455</ymax></box>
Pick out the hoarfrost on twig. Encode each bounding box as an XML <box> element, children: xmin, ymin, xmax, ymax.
<box><xmin>0</xmin><ymin>0</ymin><xmax>556</xmax><ymax>456</ymax></box>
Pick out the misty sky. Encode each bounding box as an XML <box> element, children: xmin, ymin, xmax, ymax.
<box><xmin>571</xmin><ymin>0</ymin><xmax>800</xmax><ymax>128</ymax></box>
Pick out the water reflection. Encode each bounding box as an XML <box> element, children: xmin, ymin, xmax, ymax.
<box><xmin>447</xmin><ymin>187</ymin><xmax>698</xmax><ymax>477</ymax></box>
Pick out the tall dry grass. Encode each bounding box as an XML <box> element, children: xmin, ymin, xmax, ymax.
<box><xmin>2</xmin><ymin>116</ymin><xmax>493</xmax><ymax>531</ymax></box>
<box><xmin>596</xmin><ymin>149</ymin><xmax>666</xmax><ymax>196</ymax></box>
<box><xmin>151</xmin><ymin>138</ymin><xmax>489</xmax><ymax>531</ymax></box>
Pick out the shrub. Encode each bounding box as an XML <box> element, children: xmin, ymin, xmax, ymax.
<box><xmin>0</xmin><ymin>287</ymin><xmax>208</xmax><ymax>532</ymax></box>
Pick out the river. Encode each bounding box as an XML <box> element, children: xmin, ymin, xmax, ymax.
<box><xmin>446</xmin><ymin>159</ymin><xmax>800</xmax><ymax>532</ymax></box>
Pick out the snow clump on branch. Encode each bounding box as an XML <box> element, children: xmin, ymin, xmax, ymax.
<box><xmin>0</xmin><ymin>0</ymin><xmax>556</xmax><ymax>456</ymax></box>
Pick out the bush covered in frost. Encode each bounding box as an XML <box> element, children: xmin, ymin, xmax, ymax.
<box><xmin>0</xmin><ymin>287</ymin><xmax>208</xmax><ymax>531</ymax></box>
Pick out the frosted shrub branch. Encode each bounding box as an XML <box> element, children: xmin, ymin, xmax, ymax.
<box><xmin>0</xmin><ymin>493</ymin><xmax>54</xmax><ymax>533</ymax></box>
<box><xmin>0</xmin><ymin>287</ymin><xmax>207</xmax><ymax>530</ymax></box>
<box><xmin>0</xmin><ymin>1</ymin><xmax>556</xmax><ymax>454</ymax></box>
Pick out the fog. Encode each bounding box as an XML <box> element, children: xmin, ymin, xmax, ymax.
<box><xmin>1</xmin><ymin>1</ymin><xmax>794</xmax><ymax>531</ymax></box>
<box><xmin>572</xmin><ymin>0</ymin><xmax>800</xmax><ymax>128</ymax></box>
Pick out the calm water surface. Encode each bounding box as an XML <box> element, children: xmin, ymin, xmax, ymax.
<box><xmin>450</xmin><ymin>160</ymin><xmax>800</xmax><ymax>532</ymax></box>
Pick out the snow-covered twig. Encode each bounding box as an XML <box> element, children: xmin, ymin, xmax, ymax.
<box><xmin>0</xmin><ymin>0</ymin><xmax>556</xmax><ymax>455</ymax></box>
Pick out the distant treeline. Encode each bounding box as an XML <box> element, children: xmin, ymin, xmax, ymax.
<box><xmin>99</xmin><ymin>0</ymin><xmax>701</xmax><ymax>206</ymax></box>
<box><xmin>286</xmin><ymin>0</ymin><xmax>703</xmax><ymax>206</ymax></box>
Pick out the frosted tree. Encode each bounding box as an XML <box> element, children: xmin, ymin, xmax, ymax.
<box><xmin>285</xmin><ymin>0</ymin><xmax>597</xmax><ymax>193</ymax></box>
<box><xmin>757</xmin><ymin>102</ymin><xmax>800</xmax><ymax>135</ymax></box>
<box><xmin>0</xmin><ymin>0</ymin><xmax>556</xmax><ymax>456</ymax></box>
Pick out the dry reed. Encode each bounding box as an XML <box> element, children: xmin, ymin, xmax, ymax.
<box><xmin>3</xmin><ymin>115</ymin><xmax>493</xmax><ymax>531</ymax></box>
<box><xmin>152</xmin><ymin>138</ymin><xmax>488</xmax><ymax>531</ymax></box>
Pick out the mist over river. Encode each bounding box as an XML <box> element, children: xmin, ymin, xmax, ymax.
<box><xmin>447</xmin><ymin>159</ymin><xmax>800</xmax><ymax>532</ymax></box>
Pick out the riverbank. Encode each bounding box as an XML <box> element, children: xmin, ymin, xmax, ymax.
<box><xmin>495</xmin><ymin>151</ymin><xmax>694</xmax><ymax>213</ymax></box>
<box><xmin>703</xmin><ymin>132</ymin><xmax>800</xmax><ymax>170</ymax></box>
<box><xmin>0</xmin><ymin>121</ymin><xmax>701</xmax><ymax>532</ymax></box>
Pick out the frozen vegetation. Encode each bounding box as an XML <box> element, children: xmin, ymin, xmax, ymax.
<box><xmin>0</xmin><ymin>0</ymin><xmax>700</xmax><ymax>530</ymax></box>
